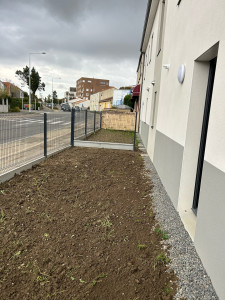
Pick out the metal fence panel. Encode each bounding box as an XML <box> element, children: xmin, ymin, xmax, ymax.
<box><xmin>74</xmin><ymin>110</ymin><xmax>86</xmax><ymax>139</ymax></box>
<box><xmin>0</xmin><ymin>110</ymin><xmax>102</xmax><ymax>175</ymax></box>
<box><xmin>95</xmin><ymin>112</ymin><xmax>101</xmax><ymax>130</ymax></box>
<box><xmin>87</xmin><ymin>111</ymin><xmax>95</xmax><ymax>135</ymax></box>
<box><xmin>0</xmin><ymin>113</ymin><xmax>43</xmax><ymax>173</ymax></box>
<box><xmin>47</xmin><ymin>112</ymin><xmax>71</xmax><ymax>155</ymax></box>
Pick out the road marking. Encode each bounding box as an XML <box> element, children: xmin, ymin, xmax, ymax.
<box><xmin>47</xmin><ymin>121</ymin><xmax>63</xmax><ymax>124</ymax></box>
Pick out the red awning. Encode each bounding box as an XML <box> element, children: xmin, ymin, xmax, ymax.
<box><xmin>132</xmin><ymin>84</ymin><xmax>140</xmax><ymax>97</ymax></box>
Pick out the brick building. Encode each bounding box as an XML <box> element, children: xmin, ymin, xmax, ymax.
<box><xmin>76</xmin><ymin>77</ymin><xmax>110</xmax><ymax>100</ymax></box>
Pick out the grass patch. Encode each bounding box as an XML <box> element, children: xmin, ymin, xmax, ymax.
<box><xmin>137</xmin><ymin>244</ymin><xmax>147</xmax><ymax>251</ymax></box>
<box><xmin>155</xmin><ymin>227</ymin><xmax>169</xmax><ymax>240</ymax></box>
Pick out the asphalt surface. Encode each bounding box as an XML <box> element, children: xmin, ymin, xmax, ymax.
<box><xmin>0</xmin><ymin>111</ymin><xmax>72</xmax><ymax>145</ymax></box>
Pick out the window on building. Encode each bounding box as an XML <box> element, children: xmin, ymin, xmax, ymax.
<box><xmin>100</xmin><ymin>81</ymin><xmax>105</xmax><ymax>85</ymax></box>
<box><xmin>86</xmin><ymin>93</ymin><xmax>89</xmax><ymax>96</ymax></box>
<box><xmin>149</xmin><ymin>33</ymin><xmax>154</xmax><ymax>63</ymax></box>
<box><xmin>86</xmin><ymin>88</ymin><xmax>89</xmax><ymax>91</ymax></box>
<box><xmin>151</xmin><ymin>92</ymin><xmax>157</xmax><ymax>129</ymax></box>
<box><xmin>88</xmin><ymin>80</ymin><xmax>92</xmax><ymax>83</ymax></box>
<box><xmin>157</xmin><ymin>0</ymin><xmax>165</xmax><ymax>55</ymax></box>
<box><xmin>83</xmin><ymin>80</ymin><xmax>85</xmax><ymax>82</ymax></box>
<box><xmin>146</xmin><ymin>45</ymin><xmax>149</xmax><ymax>66</ymax></box>
<box><xmin>144</xmin><ymin>55</ymin><xmax>147</xmax><ymax>80</ymax></box>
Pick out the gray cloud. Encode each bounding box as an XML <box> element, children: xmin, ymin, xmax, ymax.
<box><xmin>0</xmin><ymin>0</ymin><xmax>148</xmax><ymax>97</ymax></box>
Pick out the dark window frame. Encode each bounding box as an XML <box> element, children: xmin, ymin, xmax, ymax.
<box><xmin>157</xmin><ymin>0</ymin><xmax>165</xmax><ymax>56</ymax></box>
<box><xmin>149</xmin><ymin>33</ymin><xmax>154</xmax><ymax>63</ymax></box>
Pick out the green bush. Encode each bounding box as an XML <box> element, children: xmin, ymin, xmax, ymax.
<box><xmin>9</xmin><ymin>106</ymin><xmax>20</xmax><ymax>113</ymax></box>
<box><xmin>8</xmin><ymin>97</ymin><xmax>41</xmax><ymax>110</ymax></box>
<box><xmin>124</xmin><ymin>94</ymin><xmax>134</xmax><ymax>108</ymax></box>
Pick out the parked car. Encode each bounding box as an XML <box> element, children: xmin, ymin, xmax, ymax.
<box><xmin>61</xmin><ymin>103</ymin><xmax>71</xmax><ymax>112</ymax></box>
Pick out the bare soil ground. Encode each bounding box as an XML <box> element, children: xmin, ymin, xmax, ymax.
<box><xmin>86</xmin><ymin>129</ymin><xmax>135</xmax><ymax>144</ymax></box>
<box><xmin>0</xmin><ymin>134</ymin><xmax>177</xmax><ymax>299</ymax></box>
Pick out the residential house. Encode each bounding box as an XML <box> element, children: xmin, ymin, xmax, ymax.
<box><xmin>138</xmin><ymin>0</ymin><xmax>225</xmax><ymax>298</ymax></box>
<box><xmin>76</xmin><ymin>99</ymin><xmax>90</xmax><ymax>109</ymax></box>
<box><xmin>3</xmin><ymin>82</ymin><xmax>24</xmax><ymax>98</ymax></box>
<box><xmin>99</xmin><ymin>87</ymin><xmax>117</xmax><ymax>111</ymax></box>
<box><xmin>0</xmin><ymin>80</ymin><xmax>8</xmax><ymax>112</ymax></box>
<box><xmin>90</xmin><ymin>92</ymin><xmax>101</xmax><ymax>111</ymax></box>
<box><xmin>0</xmin><ymin>80</ymin><xmax>5</xmax><ymax>91</ymax></box>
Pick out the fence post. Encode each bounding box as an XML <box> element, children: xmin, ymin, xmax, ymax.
<box><xmin>133</xmin><ymin>112</ymin><xmax>137</xmax><ymax>151</ymax></box>
<box><xmin>100</xmin><ymin>111</ymin><xmax>102</xmax><ymax>129</ymax></box>
<box><xmin>71</xmin><ymin>108</ymin><xmax>75</xmax><ymax>146</ymax></box>
<box><xmin>94</xmin><ymin>111</ymin><xmax>96</xmax><ymax>132</ymax></box>
<box><xmin>44</xmin><ymin>113</ymin><xmax>47</xmax><ymax>157</ymax></box>
<box><xmin>85</xmin><ymin>109</ymin><xmax>88</xmax><ymax>137</ymax></box>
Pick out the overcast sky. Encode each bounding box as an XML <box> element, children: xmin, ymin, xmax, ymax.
<box><xmin>0</xmin><ymin>0</ymin><xmax>148</xmax><ymax>99</ymax></box>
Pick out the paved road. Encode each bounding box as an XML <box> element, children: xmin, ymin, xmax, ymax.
<box><xmin>0</xmin><ymin>112</ymin><xmax>72</xmax><ymax>145</ymax></box>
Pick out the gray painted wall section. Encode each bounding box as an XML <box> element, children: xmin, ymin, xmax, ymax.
<box><xmin>139</xmin><ymin>121</ymin><xmax>149</xmax><ymax>148</ymax></box>
<box><xmin>194</xmin><ymin>161</ymin><xmax>225</xmax><ymax>300</ymax></box>
<box><xmin>153</xmin><ymin>130</ymin><xmax>184</xmax><ymax>208</ymax></box>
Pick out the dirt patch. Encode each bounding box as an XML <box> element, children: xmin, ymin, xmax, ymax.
<box><xmin>0</xmin><ymin>146</ymin><xmax>177</xmax><ymax>299</ymax></box>
<box><xmin>86</xmin><ymin>129</ymin><xmax>134</xmax><ymax>144</ymax></box>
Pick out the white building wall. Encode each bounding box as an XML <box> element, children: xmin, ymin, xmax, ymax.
<box><xmin>90</xmin><ymin>92</ymin><xmax>100</xmax><ymax>111</ymax></box>
<box><xmin>141</xmin><ymin>4</ymin><xmax>160</xmax><ymax>126</ymax></box>
<box><xmin>157</xmin><ymin>0</ymin><xmax>225</xmax><ymax>146</ymax></box>
<box><xmin>152</xmin><ymin>1</ymin><xmax>225</xmax><ymax>298</ymax></box>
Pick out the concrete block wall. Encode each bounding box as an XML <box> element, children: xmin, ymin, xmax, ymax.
<box><xmin>0</xmin><ymin>99</ymin><xmax>8</xmax><ymax>112</ymax></box>
<box><xmin>0</xmin><ymin>105</ymin><xmax>8</xmax><ymax>113</ymax></box>
<box><xmin>102</xmin><ymin>110</ymin><xmax>135</xmax><ymax>131</ymax></box>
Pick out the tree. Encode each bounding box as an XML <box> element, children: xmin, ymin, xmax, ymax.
<box><xmin>0</xmin><ymin>88</ymin><xmax>9</xmax><ymax>99</ymax></box>
<box><xmin>53</xmin><ymin>90</ymin><xmax>58</xmax><ymax>104</ymax></box>
<box><xmin>46</xmin><ymin>94</ymin><xmax>51</xmax><ymax>103</ymax></box>
<box><xmin>15</xmin><ymin>66</ymin><xmax>45</xmax><ymax>100</ymax></box>
<box><xmin>119</xmin><ymin>86</ymin><xmax>132</xmax><ymax>90</ymax></box>
<box><xmin>124</xmin><ymin>94</ymin><xmax>134</xmax><ymax>108</ymax></box>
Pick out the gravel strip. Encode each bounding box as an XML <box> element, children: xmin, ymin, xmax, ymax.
<box><xmin>137</xmin><ymin>134</ymin><xmax>218</xmax><ymax>300</ymax></box>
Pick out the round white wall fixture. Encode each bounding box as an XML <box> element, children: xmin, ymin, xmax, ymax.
<box><xmin>177</xmin><ymin>64</ymin><xmax>185</xmax><ymax>84</ymax></box>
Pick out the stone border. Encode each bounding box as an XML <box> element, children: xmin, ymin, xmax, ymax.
<box><xmin>74</xmin><ymin>140</ymin><xmax>133</xmax><ymax>151</ymax></box>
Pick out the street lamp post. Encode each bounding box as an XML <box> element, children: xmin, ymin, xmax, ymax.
<box><xmin>52</xmin><ymin>77</ymin><xmax>61</xmax><ymax>110</ymax></box>
<box><xmin>29</xmin><ymin>52</ymin><xmax>46</xmax><ymax>113</ymax></box>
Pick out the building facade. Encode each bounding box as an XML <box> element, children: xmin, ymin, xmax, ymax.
<box><xmin>0</xmin><ymin>80</ymin><xmax>5</xmax><ymax>91</ymax></box>
<box><xmin>90</xmin><ymin>92</ymin><xmax>101</xmax><ymax>111</ymax></box>
<box><xmin>112</xmin><ymin>89</ymin><xmax>132</xmax><ymax>106</ymax></box>
<box><xmin>3</xmin><ymin>82</ymin><xmax>23</xmax><ymax>98</ymax></box>
<box><xmin>76</xmin><ymin>77</ymin><xmax>110</xmax><ymax>100</ymax></box>
<box><xmin>99</xmin><ymin>87</ymin><xmax>116</xmax><ymax>111</ymax></box>
<box><xmin>138</xmin><ymin>1</ymin><xmax>225</xmax><ymax>298</ymax></box>
<box><xmin>65</xmin><ymin>87</ymin><xmax>76</xmax><ymax>102</ymax></box>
